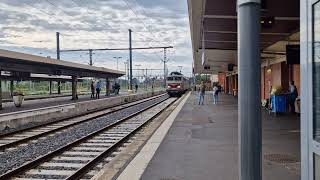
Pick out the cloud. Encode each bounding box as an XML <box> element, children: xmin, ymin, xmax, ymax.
<box><xmin>0</xmin><ymin>0</ymin><xmax>192</xmax><ymax>75</ymax></box>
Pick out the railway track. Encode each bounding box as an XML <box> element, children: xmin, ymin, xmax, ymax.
<box><xmin>0</xmin><ymin>94</ymin><xmax>166</xmax><ymax>151</ymax></box>
<box><xmin>0</xmin><ymin>96</ymin><xmax>176</xmax><ymax>180</ymax></box>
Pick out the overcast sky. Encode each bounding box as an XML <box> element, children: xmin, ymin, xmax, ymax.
<box><xmin>0</xmin><ymin>0</ymin><xmax>192</xmax><ymax>77</ymax></box>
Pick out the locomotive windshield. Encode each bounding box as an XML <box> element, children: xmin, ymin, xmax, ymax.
<box><xmin>167</xmin><ymin>77</ymin><xmax>182</xmax><ymax>81</ymax></box>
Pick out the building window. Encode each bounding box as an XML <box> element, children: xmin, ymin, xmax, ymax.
<box><xmin>313</xmin><ymin>1</ymin><xmax>320</xmax><ymax>142</ymax></box>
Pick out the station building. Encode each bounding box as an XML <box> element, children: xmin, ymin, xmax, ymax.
<box><xmin>188</xmin><ymin>0</ymin><xmax>317</xmax><ymax>179</ymax></box>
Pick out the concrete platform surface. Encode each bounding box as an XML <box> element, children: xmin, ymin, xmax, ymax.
<box><xmin>138</xmin><ymin>93</ymin><xmax>300</xmax><ymax>180</ymax></box>
<box><xmin>0</xmin><ymin>93</ymin><xmax>125</xmax><ymax>114</ymax></box>
<box><xmin>0</xmin><ymin>91</ymin><xmax>165</xmax><ymax>132</ymax></box>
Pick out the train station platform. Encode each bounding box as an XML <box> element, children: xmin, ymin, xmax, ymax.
<box><xmin>118</xmin><ymin>92</ymin><xmax>300</xmax><ymax>180</ymax></box>
<box><xmin>0</xmin><ymin>93</ymin><xmax>124</xmax><ymax>114</ymax></box>
<box><xmin>0</xmin><ymin>91</ymin><xmax>164</xmax><ymax>133</ymax></box>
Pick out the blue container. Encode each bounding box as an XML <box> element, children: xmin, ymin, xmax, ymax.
<box><xmin>271</xmin><ymin>95</ymin><xmax>287</xmax><ymax>113</ymax></box>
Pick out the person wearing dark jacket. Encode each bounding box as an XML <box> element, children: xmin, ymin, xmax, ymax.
<box><xmin>115</xmin><ymin>83</ymin><xmax>120</xmax><ymax>95</ymax></box>
<box><xmin>96</xmin><ymin>81</ymin><xmax>101</xmax><ymax>99</ymax></box>
<box><xmin>90</xmin><ymin>81</ymin><xmax>95</xmax><ymax>98</ymax></box>
<box><xmin>288</xmin><ymin>81</ymin><xmax>298</xmax><ymax>114</ymax></box>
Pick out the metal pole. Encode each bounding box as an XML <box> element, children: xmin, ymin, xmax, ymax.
<box><xmin>56</xmin><ymin>32</ymin><xmax>60</xmax><ymax>60</ymax></box>
<box><xmin>71</xmin><ymin>76</ymin><xmax>78</xmax><ymax>100</ymax></box>
<box><xmin>113</xmin><ymin>57</ymin><xmax>122</xmax><ymax>70</ymax></box>
<box><xmin>163</xmin><ymin>48</ymin><xmax>167</xmax><ymax>88</ymax></box>
<box><xmin>49</xmin><ymin>81</ymin><xmax>52</xmax><ymax>95</ymax></box>
<box><xmin>0</xmin><ymin>71</ymin><xmax>2</xmax><ymax>110</ymax></box>
<box><xmin>129</xmin><ymin>29</ymin><xmax>133</xmax><ymax>90</ymax></box>
<box><xmin>89</xmin><ymin>49</ymin><xmax>93</xmax><ymax>66</ymax></box>
<box><xmin>10</xmin><ymin>80</ymin><xmax>13</xmax><ymax>97</ymax></box>
<box><xmin>146</xmin><ymin>68</ymin><xmax>148</xmax><ymax>90</ymax></box>
<box><xmin>163</xmin><ymin>61</ymin><xmax>166</xmax><ymax>87</ymax></box>
<box><xmin>237</xmin><ymin>1</ymin><xmax>261</xmax><ymax>180</ymax></box>
<box><xmin>127</xmin><ymin>59</ymin><xmax>130</xmax><ymax>89</ymax></box>
<box><xmin>178</xmin><ymin>66</ymin><xmax>182</xmax><ymax>73</ymax></box>
<box><xmin>106</xmin><ymin>78</ymin><xmax>110</xmax><ymax>96</ymax></box>
<box><xmin>124</xmin><ymin>62</ymin><xmax>127</xmax><ymax>87</ymax></box>
<box><xmin>56</xmin><ymin>32</ymin><xmax>61</xmax><ymax>94</ymax></box>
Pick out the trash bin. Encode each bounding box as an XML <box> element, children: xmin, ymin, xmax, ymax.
<box><xmin>271</xmin><ymin>95</ymin><xmax>286</xmax><ymax>113</ymax></box>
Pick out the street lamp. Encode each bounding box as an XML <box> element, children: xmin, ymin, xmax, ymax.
<box><xmin>113</xmin><ymin>56</ymin><xmax>122</xmax><ymax>70</ymax></box>
<box><xmin>135</xmin><ymin>64</ymin><xmax>141</xmax><ymax>79</ymax></box>
<box><xmin>178</xmin><ymin>66</ymin><xmax>183</xmax><ymax>73</ymax></box>
<box><xmin>124</xmin><ymin>61</ymin><xmax>128</xmax><ymax>88</ymax></box>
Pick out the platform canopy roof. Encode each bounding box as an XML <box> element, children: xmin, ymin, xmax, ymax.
<box><xmin>188</xmin><ymin>0</ymin><xmax>300</xmax><ymax>74</ymax></box>
<box><xmin>0</xmin><ymin>72</ymin><xmax>88</xmax><ymax>82</ymax></box>
<box><xmin>0</xmin><ymin>49</ymin><xmax>125</xmax><ymax>79</ymax></box>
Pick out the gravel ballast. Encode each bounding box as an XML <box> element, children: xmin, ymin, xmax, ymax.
<box><xmin>0</xmin><ymin>95</ymin><xmax>168</xmax><ymax>175</ymax></box>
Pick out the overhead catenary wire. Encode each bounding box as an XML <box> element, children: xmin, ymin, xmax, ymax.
<box><xmin>129</xmin><ymin>0</ymin><xmax>173</xmax><ymax>46</ymax></box>
<box><xmin>121</xmin><ymin>0</ymin><xmax>171</xmax><ymax>47</ymax></box>
<box><xmin>135</xmin><ymin>32</ymin><xmax>170</xmax><ymax>47</ymax></box>
<box><xmin>129</xmin><ymin>0</ymin><xmax>171</xmax><ymax>46</ymax></box>
<box><xmin>23</xmin><ymin>0</ymin><xmax>103</xmax><ymax>49</ymax></box>
<box><xmin>43</xmin><ymin>0</ymin><xmax>127</xmax><ymax>44</ymax></box>
<box><xmin>72</xmin><ymin>0</ymin><xmax>136</xmax><ymax>33</ymax></box>
<box><xmin>30</xmin><ymin>0</ymin><xmax>171</xmax><ymax>50</ymax></box>
<box><xmin>3</xmin><ymin>0</ymin><xmax>176</xmax><ymax>70</ymax></box>
<box><xmin>69</xmin><ymin>0</ymin><xmax>150</xmax><ymax>53</ymax></box>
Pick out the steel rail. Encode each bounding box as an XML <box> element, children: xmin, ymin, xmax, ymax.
<box><xmin>0</xmin><ymin>94</ymin><xmax>166</xmax><ymax>151</ymax></box>
<box><xmin>0</xmin><ymin>96</ymin><xmax>170</xmax><ymax>179</ymax></box>
<box><xmin>65</xmin><ymin>98</ymin><xmax>177</xmax><ymax>180</ymax></box>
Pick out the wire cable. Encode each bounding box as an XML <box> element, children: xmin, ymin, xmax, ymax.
<box><xmin>121</xmin><ymin>0</ymin><xmax>171</xmax><ymax>47</ymax></box>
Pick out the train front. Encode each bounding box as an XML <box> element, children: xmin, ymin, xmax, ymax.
<box><xmin>166</xmin><ymin>75</ymin><xmax>184</xmax><ymax>97</ymax></box>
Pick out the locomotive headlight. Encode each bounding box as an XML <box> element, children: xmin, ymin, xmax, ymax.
<box><xmin>177</xmin><ymin>85</ymin><xmax>181</xmax><ymax>88</ymax></box>
<box><xmin>167</xmin><ymin>86</ymin><xmax>171</xmax><ymax>88</ymax></box>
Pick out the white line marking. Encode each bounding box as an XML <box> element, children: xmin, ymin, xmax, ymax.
<box><xmin>116</xmin><ymin>92</ymin><xmax>191</xmax><ymax>180</ymax></box>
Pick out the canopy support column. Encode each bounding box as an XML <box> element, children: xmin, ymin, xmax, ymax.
<box><xmin>49</xmin><ymin>81</ymin><xmax>52</xmax><ymax>95</ymax></box>
<box><xmin>106</xmin><ymin>78</ymin><xmax>110</xmax><ymax>96</ymax></box>
<box><xmin>10</xmin><ymin>81</ymin><xmax>13</xmax><ymax>97</ymax></box>
<box><xmin>71</xmin><ymin>76</ymin><xmax>78</xmax><ymax>100</ymax></box>
<box><xmin>237</xmin><ymin>1</ymin><xmax>261</xmax><ymax>180</ymax></box>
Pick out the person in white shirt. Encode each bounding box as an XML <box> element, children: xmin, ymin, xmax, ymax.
<box><xmin>212</xmin><ymin>85</ymin><xmax>219</xmax><ymax>104</ymax></box>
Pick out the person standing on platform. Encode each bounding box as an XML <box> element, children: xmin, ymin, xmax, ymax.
<box><xmin>288</xmin><ymin>81</ymin><xmax>298</xmax><ymax>114</ymax></box>
<box><xmin>151</xmin><ymin>83</ymin><xmax>154</xmax><ymax>95</ymax></box>
<box><xmin>198</xmin><ymin>82</ymin><xmax>206</xmax><ymax>105</ymax></box>
<box><xmin>90</xmin><ymin>81</ymin><xmax>95</xmax><ymax>99</ymax></box>
<box><xmin>135</xmin><ymin>84</ymin><xmax>138</xmax><ymax>93</ymax></box>
<box><xmin>96</xmin><ymin>81</ymin><xmax>101</xmax><ymax>99</ymax></box>
<box><xmin>115</xmin><ymin>82</ymin><xmax>120</xmax><ymax>95</ymax></box>
<box><xmin>212</xmin><ymin>84</ymin><xmax>219</xmax><ymax>104</ymax></box>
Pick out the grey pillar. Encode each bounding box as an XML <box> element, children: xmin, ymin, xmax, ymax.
<box><xmin>237</xmin><ymin>1</ymin><xmax>261</xmax><ymax>180</ymax></box>
<box><xmin>106</xmin><ymin>78</ymin><xmax>110</xmax><ymax>96</ymax></box>
<box><xmin>0</xmin><ymin>73</ymin><xmax>2</xmax><ymax>110</ymax></box>
<box><xmin>56</xmin><ymin>32</ymin><xmax>61</xmax><ymax>94</ymax></box>
<box><xmin>129</xmin><ymin>29</ymin><xmax>133</xmax><ymax>90</ymax></box>
<box><xmin>89</xmin><ymin>49</ymin><xmax>93</xmax><ymax>66</ymax></box>
<box><xmin>49</xmin><ymin>81</ymin><xmax>52</xmax><ymax>95</ymax></box>
<box><xmin>71</xmin><ymin>76</ymin><xmax>78</xmax><ymax>100</ymax></box>
<box><xmin>10</xmin><ymin>80</ymin><xmax>13</xmax><ymax>97</ymax></box>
